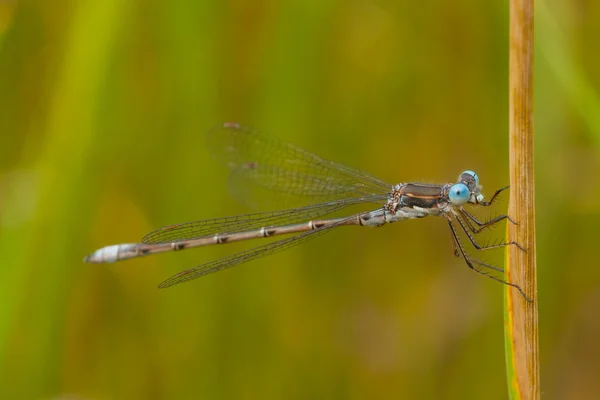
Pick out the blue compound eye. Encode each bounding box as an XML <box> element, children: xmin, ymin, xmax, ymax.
<box><xmin>449</xmin><ymin>183</ymin><xmax>470</xmax><ymax>205</ymax></box>
<box><xmin>459</xmin><ymin>170</ymin><xmax>479</xmax><ymax>186</ymax></box>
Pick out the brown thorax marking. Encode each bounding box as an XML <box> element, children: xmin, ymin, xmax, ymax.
<box><xmin>385</xmin><ymin>183</ymin><xmax>450</xmax><ymax>214</ymax></box>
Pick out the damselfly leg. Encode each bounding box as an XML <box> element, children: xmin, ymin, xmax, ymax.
<box><xmin>446</xmin><ymin>207</ymin><xmax>531</xmax><ymax>302</ymax></box>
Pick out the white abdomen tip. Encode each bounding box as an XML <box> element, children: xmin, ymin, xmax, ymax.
<box><xmin>84</xmin><ymin>244</ymin><xmax>131</xmax><ymax>263</ymax></box>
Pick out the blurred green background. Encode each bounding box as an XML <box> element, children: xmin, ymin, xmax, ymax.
<box><xmin>1</xmin><ymin>0</ymin><xmax>599</xmax><ymax>399</ymax></box>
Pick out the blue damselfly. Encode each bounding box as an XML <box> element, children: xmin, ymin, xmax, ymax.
<box><xmin>85</xmin><ymin>123</ymin><xmax>529</xmax><ymax>301</ymax></box>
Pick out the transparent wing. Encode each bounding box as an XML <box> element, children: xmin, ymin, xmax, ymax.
<box><xmin>142</xmin><ymin>194</ymin><xmax>388</xmax><ymax>244</ymax></box>
<box><xmin>158</xmin><ymin>215</ymin><xmax>353</xmax><ymax>288</ymax></box>
<box><xmin>207</xmin><ymin>122</ymin><xmax>392</xmax><ymax>209</ymax></box>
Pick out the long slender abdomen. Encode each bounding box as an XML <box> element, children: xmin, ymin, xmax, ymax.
<box><xmin>84</xmin><ymin>211</ymin><xmax>388</xmax><ymax>264</ymax></box>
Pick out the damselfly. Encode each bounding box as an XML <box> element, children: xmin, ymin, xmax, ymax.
<box><xmin>85</xmin><ymin>122</ymin><xmax>530</xmax><ymax>301</ymax></box>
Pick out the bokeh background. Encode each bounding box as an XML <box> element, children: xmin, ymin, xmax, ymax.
<box><xmin>1</xmin><ymin>0</ymin><xmax>599</xmax><ymax>399</ymax></box>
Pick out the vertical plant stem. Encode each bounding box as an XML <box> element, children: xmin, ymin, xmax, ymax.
<box><xmin>505</xmin><ymin>0</ymin><xmax>540</xmax><ymax>399</ymax></box>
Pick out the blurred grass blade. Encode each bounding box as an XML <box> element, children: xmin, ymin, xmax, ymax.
<box><xmin>538</xmin><ymin>0</ymin><xmax>600</xmax><ymax>148</ymax></box>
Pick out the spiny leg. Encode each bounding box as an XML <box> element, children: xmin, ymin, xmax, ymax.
<box><xmin>453</xmin><ymin>211</ymin><xmax>526</xmax><ymax>252</ymax></box>
<box><xmin>457</xmin><ymin>209</ymin><xmax>479</xmax><ymax>234</ymax></box>
<box><xmin>478</xmin><ymin>185</ymin><xmax>510</xmax><ymax>207</ymax></box>
<box><xmin>446</xmin><ymin>217</ymin><xmax>532</xmax><ymax>302</ymax></box>
<box><xmin>450</xmin><ymin>234</ymin><xmax>460</xmax><ymax>258</ymax></box>
<box><xmin>450</xmin><ymin>214</ymin><xmax>480</xmax><ymax>256</ymax></box>
<box><xmin>459</xmin><ymin>208</ymin><xmax>518</xmax><ymax>234</ymax></box>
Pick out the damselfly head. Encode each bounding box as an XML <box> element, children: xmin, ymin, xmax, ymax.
<box><xmin>457</xmin><ymin>170</ymin><xmax>484</xmax><ymax>204</ymax></box>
